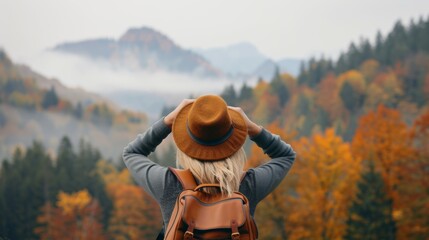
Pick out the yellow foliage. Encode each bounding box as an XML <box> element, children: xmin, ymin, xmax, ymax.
<box><xmin>253</xmin><ymin>80</ymin><xmax>269</xmax><ymax>99</ymax></box>
<box><xmin>280</xmin><ymin>73</ymin><xmax>297</xmax><ymax>90</ymax></box>
<box><xmin>57</xmin><ymin>189</ymin><xmax>92</xmax><ymax>215</ymax></box>
<box><xmin>338</xmin><ymin>70</ymin><xmax>367</xmax><ymax>94</ymax></box>
<box><xmin>287</xmin><ymin>129</ymin><xmax>361</xmax><ymax>240</ymax></box>
<box><xmin>359</xmin><ymin>59</ymin><xmax>380</xmax><ymax>81</ymax></box>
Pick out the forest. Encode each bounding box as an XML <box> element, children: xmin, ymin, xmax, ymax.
<box><xmin>1</xmin><ymin>16</ymin><xmax>429</xmax><ymax>239</ymax></box>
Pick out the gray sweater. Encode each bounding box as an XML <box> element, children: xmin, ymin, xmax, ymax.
<box><xmin>123</xmin><ymin>118</ymin><xmax>296</xmax><ymax>227</ymax></box>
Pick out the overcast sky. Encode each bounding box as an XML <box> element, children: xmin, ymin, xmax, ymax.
<box><xmin>1</xmin><ymin>0</ymin><xmax>429</xmax><ymax>63</ymax></box>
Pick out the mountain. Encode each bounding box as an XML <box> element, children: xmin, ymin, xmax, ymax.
<box><xmin>16</xmin><ymin>64</ymin><xmax>113</xmax><ymax>108</ymax></box>
<box><xmin>277</xmin><ymin>58</ymin><xmax>301</xmax><ymax>76</ymax></box>
<box><xmin>0</xmin><ymin>49</ymin><xmax>148</xmax><ymax>161</ymax></box>
<box><xmin>195</xmin><ymin>42</ymin><xmax>301</xmax><ymax>79</ymax></box>
<box><xmin>251</xmin><ymin>59</ymin><xmax>278</xmax><ymax>80</ymax></box>
<box><xmin>194</xmin><ymin>42</ymin><xmax>268</xmax><ymax>76</ymax></box>
<box><xmin>53</xmin><ymin>27</ymin><xmax>222</xmax><ymax>77</ymax></box>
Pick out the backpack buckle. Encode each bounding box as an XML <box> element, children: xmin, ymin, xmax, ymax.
<box><xmin>231</xmin><ymin>232</ymin><xmax>240</xmax><ymax>240</ymax></box>
<box><xmin>184</xmin><ymin>231</ymin><xmax>194</xmax><ymax>240</ymax></box>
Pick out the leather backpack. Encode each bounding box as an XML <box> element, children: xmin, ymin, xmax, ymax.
<box><xmin>164</xmin><ymin>167</ymin><xmax>258</xmax><ymax>240</ymax></box>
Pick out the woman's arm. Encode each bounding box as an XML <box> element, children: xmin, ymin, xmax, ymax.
<box><xmin>122</xmin><ymin>118</ymin><xmax>171</xmax><ymax>201</ymax></box>
<box><xmin>123</xmin><ymin>99</ymin><xmax>195</xmax><ymax>201</ymax></box>
<box><xmin>228</xmin><ymin>106</ymin><xmax>296</xmax><ymax>202</ymax></box>
<box><xmin>250</xmin><ymin>129</ymin><xmax>296</xmax><ymax>203</ymax></box>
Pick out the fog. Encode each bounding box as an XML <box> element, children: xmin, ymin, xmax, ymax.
<box><xmin>24</xmin><ymin>51</ymin><xmax>255</xmax><ymax>119</ymax></box>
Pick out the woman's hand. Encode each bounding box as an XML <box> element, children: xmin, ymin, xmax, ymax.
<box><xmin>228</xmin><ymin>106</ymin><xmax>262</xmax><ymax>137</ymax></box>
<box><xmin>164</xmin><ymin>99</ymin><xmax>195</xmax><ymax>128</ymax></box>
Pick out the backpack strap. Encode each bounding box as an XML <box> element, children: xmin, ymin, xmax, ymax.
<box><xmin>169</xmin><ymin>167</ymin><xmax>198</xmax><ymax>190</ymax></box>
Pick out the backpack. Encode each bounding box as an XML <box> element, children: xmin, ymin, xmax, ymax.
<box><xmin>164</xmin><ymin>167</ymin><xmax>258</xmax><ymax>240</ymax></box>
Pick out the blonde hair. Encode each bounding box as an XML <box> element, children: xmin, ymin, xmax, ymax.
<box><xmin>176</xmin><ymin>147</ymin><xmax>247</xmax><ymax>196</ymax></box>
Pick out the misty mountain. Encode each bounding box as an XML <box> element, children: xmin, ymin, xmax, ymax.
<box><xmin>252</xmin><ymin>58</ymin><xmax>301</xmax><ymax>80</ymax></box>
<box><xmin>194</xmin><ymin>42</ymin><xmax>268</xmax><ymax>76</ymax></box>
<box><xmin>16</xmin><ymin>64</ymin><xmax>116</xmax><ymax>108</ymax></box>
<box><xmin>53</xmin><ymin>27</ymin><xmax>222</xmax><ymax>77</ymax></box>
<box><xmin>277</xmin><ymin>58</ymin><xmax>301</xmax><ymax>76</ymax></box>
<box><xmin>195</xmin><ymin>42</ymin><xmax>301</xmax><ymax>79</ymax></box>
<box><xmin>0</xmin><ymin>49</ymin><xmax>149</xmax><ymax>161</ymax></box>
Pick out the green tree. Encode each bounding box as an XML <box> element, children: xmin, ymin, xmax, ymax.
<box><xmin>220</xmin><ymin>84</ymin><xmax>237</xmax><ymax>105</ymax></box>
<box><xmin>270</xmin><ymin>67</ymin><xmax>290</xmax><ymax>107</ymax></box>
<box><xmin>0</xmin><ymin>142</ymin><xmax>55</xmax><ymax>240</ymax></box>
<box><xmin>74</xmin><ymin>102</ymin><xmax>84</xmax><ymax>119</ymax></box>
<box><xmin>344</xmin><ymin>162</ymin><xmax>396</xmax><ymax>240</ymax></box>
<box><xmin>340</xmin><ymin>81</ymin><xmax>364</xmax><ymax>112</ymax></box>
<box><xmin>42</xmin><ymin>86</ymin><xmax>59</xmax><ymax>109</ymax></box>
<box><xmin>238</xmin><ymin>82</ymin><xmax>253</xmax><ymax>102</ymax></box>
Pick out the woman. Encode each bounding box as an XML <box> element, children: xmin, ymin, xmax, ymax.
<box><xmin>123</xmin><ymin>94</ymin><xmax>296</xmax><ymax>238</ymax></box>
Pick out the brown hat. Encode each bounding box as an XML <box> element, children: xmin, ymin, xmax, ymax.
<box><xmin>172</xmin><ymin>95</ymin><xmax>247</xmax><ymax>161</ymax></box>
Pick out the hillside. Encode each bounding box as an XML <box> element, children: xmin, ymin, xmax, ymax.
<box><xmin>220</xmin><ymin>17</ymin><xmax>429</xmax><ymax>141</ymax></box>
<box><xmin>54</xmin><ymin>27</ymin><xmax>222</xmax><ymax>77</ymax></box>
<box><xmin>0</xmin><ymin>50</ymin><xmax>148</xmax><ymax>161</ymax></box>
<box><xmin>216</xmin><ymin>16</ymin><xmax>429</xmax><ymax>239</ymax></box>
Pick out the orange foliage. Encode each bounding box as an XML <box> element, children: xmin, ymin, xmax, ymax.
<box><xmin>95</xmin><ymin>160</ymin><xmax>161</xmax><ymax>239</ymax></box>
<box><xmin>35</xmin><ymin>190</ymin><xmax>106</xmax><ymax>240</ymax></box>
<box><xmin>351</xmin><ymin>105</ymin><xmax>418</xmax><ymax>239</ymax></box>
<box><xmin>107</xmin><ymin>183</ymin><xmax>160</xmax><ymax>239</ymax></box>
<box><xmin>396</xmin><ymin>111</ymin><xmax>429</xmax><ymax>238</ymax></box>
<box><xmin>287</xmin><ymin>129</ymin><xmax>361</xmax><ymax>240</ymax></box>
<box><xmin>252</xmin><ymin>92</ymin><xmax>280</xmax><ymax>126</ymax></box>
<box><xmin>246</xmin><ymin>122</ymin><xmax>297</xmax><ymax>239</ymax></box>
<box><xmin>315</xmin><ymin>73</ymin><xmax>343</xmax><ymax>120</ymax></box>
<box><xmin>352</xmin><ymin>105</ymin><xmax>412</xmax><ymax>199</ymax></box>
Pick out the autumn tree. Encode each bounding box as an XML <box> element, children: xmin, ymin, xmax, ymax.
<box><xmin>395</xmin><ymin>110</ymin><xmax>429</xmax><ymax>239</ymax></box>
<box><xmin>352</xmin><ymin>105</ymin><xmax>412</xmax><ymax>200</ymax></box>
<box><xmin>344</xmin><ymin>162</ymin><xmax>396</xmax><ymax>240</ymax></box>
<box><xmin>365</xmin><ymin>71</ymin><xmax>403</xmax><ymax>109</ymax></box>
<box><xmin>315</xmin><ymin>73</ymin><xmax>342</xmax><ymax>122</ymax></box>
<box><xmin>96</xmin><ymin>160</ymin><xmax>162</xmax><ymax>239</ymax></box>
<box><xmin>352</xmin><ymin>105</ymin><xmax>415</xmax><ymax>239</ymax></box>
<box><xmin>287</xmin><ymin>129</ymin><xmax>361</xmax><ymax>240</ymax></box>
<box><xmin>246</xmin><ymin>122</ymin><xmax>296</xmax><ymax>240</ymax></box>
<box><xmin>252</xmin><ymin>80</ymin><xmax>281</xmax><ymax>125</ymax></box>
<box><xmin>338</xmin><ymin>70</ymin><xmax>367</xmax><ymax>112</ymax></box>
<box><xmin>35</xmin><ymin>190</ymin><xmax>106</xmax><ymax>240</ymax></box>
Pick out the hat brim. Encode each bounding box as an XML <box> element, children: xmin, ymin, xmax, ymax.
<box><xmin>172</xmin><ymin>103</ymin><xmax>247</xmax><ymax>161</ymax></box>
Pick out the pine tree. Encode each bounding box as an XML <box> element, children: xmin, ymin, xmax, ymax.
<box><xmin>74</xmin><ymin>102</ymin><xmax>84</xmax><ymax>119</ymax></box>
<box><xmin>238</xmin><ymin>82</ymin><xmax>253</xmax><ymax>102</ymax></box>
<box><xmin>220</xmin><ymin>84</ymin><xmax>237</xmax><ymax>106</ymax></box>
<box><xmin>270</xmin><ymin>67</ymin><xmax>290</xmax><ymax>107</ymax></box>
<box><xmin>344</xmin><ymin>161</ymin><xmax>396</xmax><ymax>240</ymax></box>
<box><xmin>42</xmin><ymin>86</ymin><xmax>59</xmax><ymax>109</ymax></box>
<box><xmin>0</xmin><ymin>142</ymin><xmax>55</xmax><ymax>239</ymax></box>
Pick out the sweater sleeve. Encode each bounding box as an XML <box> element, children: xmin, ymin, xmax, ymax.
<box><xmin>249</xmin><ymin>128</ymin><xmax>296</xmax><ymax>203</ymax></box>
<box><xmin>122</xmin><ymin>118</ymin><xmax>171</xmax><ymax>201</ymax></box>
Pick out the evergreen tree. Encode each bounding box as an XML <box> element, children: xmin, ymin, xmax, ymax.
<box><xmin>220</xmin><ymin>84</ymin><xmax>237</xmax><ymax>106</ymax></box>
<box><xmin>56</xmin><ymin>136</ymin><xmax>77</xmax><ymax>192</ymax></box>
<box><xmin>42</xmin><ymin>86</ymin><xmax>59</xmax><ymax>109</ymax></box>
<box><xmin>238</xmin><ymin>82</ymin><xmax>253</xmax><ymax>102</ymax></box>
<box><xmin>270</xmin><ymin>67</ymin><xmax>290</xmax><ymax>107</ymax></box>
<box><xmin>0</xmin><ymin>142</ymin><xmax>55</xmax><ymax>240</ymax></box>
<box><xmin>344</xmin><ymin>161</ymin><xmax>396</xmax><ymax>240</ymax></box>
<box><xmin>339</xmin><ymin>81</ymin><xmax>364</xmax><ymax>112</ymax></box>
<box><xmin>74</xmin><ymin>102</ymin><xmax>84</xmax><ymax>119</ymax></box>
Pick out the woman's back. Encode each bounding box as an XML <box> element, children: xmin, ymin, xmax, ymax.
<box><xmin>122</xmin><ymin>95</ymin><xmax>296</xmax><ymax>238</ymax></box>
